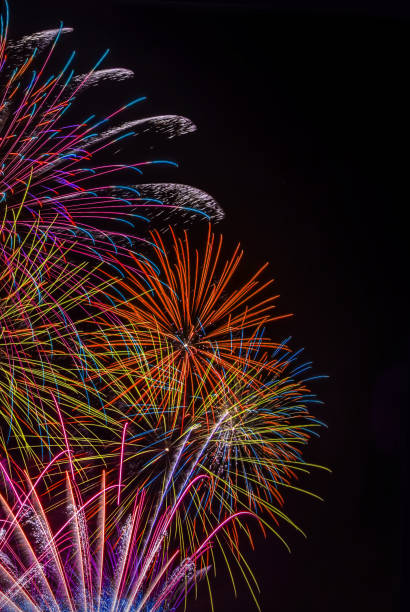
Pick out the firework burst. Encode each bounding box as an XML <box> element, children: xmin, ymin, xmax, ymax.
<box><xmin>0</xmin><ymin>4</ymin><xmax>328</xmax><ymax>611</ymax></box>
<box><xmin>71</xmin><ymin>228</ymin><xmax>328</xmax><ymax>579</ymax></box>
<box><xmin>0</xmin><ymin>1</ymin><xmax>222</xmax><ymax>269</ymax></box>
<box><xmin>0</xmin><ymin>453</ymin><xmax>253</xmax><ymax>612</ymax></box>
<box><xmin>93</xmin><ymin>335</ymin><xmax>326</xmax><ymax>545</ymax></box>
<box><xmin>87</xmin><ymin>227</ymin><xmax>293</xmax><ymax>426</ymax></box>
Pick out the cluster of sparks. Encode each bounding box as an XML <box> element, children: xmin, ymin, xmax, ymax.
<box><xmin>0</xmin><ymin>2</ymin><xmax>326</xmax><ymax>611</ymax></box>
<box><xmin>0</xmin><ymin>455</ymin><xmax>252</xmax><ymax>612</ymax></box>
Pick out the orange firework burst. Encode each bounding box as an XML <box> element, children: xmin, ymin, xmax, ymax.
<box><xmin>89</xmin><ymin>226</ymin><xmax>292</xmax><ymax>426</ymax></box>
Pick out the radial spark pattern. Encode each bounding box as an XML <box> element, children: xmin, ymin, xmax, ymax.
<box><xmin>0</xmin><ymin>455</ymin><xmax>252</xmax><ymax>612</ymax></box>
<box><xmin>1</xmin><ymin>3</ymin><xmax>222</xmax><ymax>271</ymax></box>
<box><xmin>88</xmin><ymin>227</ymin><xmax>293</xmax><ymax>424</ymax></box>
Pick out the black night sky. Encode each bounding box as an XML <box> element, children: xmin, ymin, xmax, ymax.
<box><xmin>10</xmin><ymin>1</ymin><xmax>407</xmax><ymax>611</ymax></box>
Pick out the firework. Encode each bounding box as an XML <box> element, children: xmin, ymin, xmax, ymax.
<box><xmin>0</xmin><ymin>454</ymin><xmax>253</xmax><ymax>612</ymax></box>
<box><xmin>0</xmin><ymin>4</ymin><xmax>328</xmax><ymax>611</ymax></box>
<box><xmin>76</xmin><ymin>229</ymin><xmax>326</xmax><ymax>567</ymax></box>
<box><xmin>87</xmin><ymin>227</ymin><xmax>293</xmax><ymax>425</ymax></box>
<box><xmin>0</xmin><ymin>1</ymin><xmax>223</xmax><ymax>269</ymax></box>
<box><xmin>93</xmin><ymin>335</ymin><xmax>325</xmax><ymax>544</ymax></box>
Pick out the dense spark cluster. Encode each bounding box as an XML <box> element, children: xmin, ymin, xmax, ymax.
<box><xmin>0</xmin><ymin>457</ymin><xmax>252</xmax><ymax>612</ymax></box>
<box><xmin>0</xmin><ymin>2</ymin><xmax>326</xmax><ymax>611</ymax></box>
<box><xmin>0</xmin><ymin>203</ymin><xmax>122</xmax><ymax>461</ymax></box>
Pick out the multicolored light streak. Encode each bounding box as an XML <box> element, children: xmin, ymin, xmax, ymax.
<box><xmin>61</xmin><ymin>226</ymin><xmax>328</xmax><ymax>571</ymax></box>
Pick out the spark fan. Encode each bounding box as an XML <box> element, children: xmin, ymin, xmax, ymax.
<box><xmin>0</xmin><ymin>1</ymin><xmax>223</xmax><ymax>271</ymax></box>
<box><xmin>0</xmin><ymin>454</ymin><xmax>254</xmax><ymax>612</ymax></box>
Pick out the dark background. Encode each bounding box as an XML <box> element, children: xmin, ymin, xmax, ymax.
<box><xmin>11</xmin><ymin>1</ymin><xmax>408</xmax><ymax>610</ymax></box>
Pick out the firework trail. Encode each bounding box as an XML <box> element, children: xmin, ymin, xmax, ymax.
<box><xmin>0</xmin><ymin>452</ymin><xmax>253</xmax><ymax>612</ymax></box>
<box><xmin>0</xmin><ymin>1</ymin><xmax>223</xmax><ymax>269</ymax></box>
